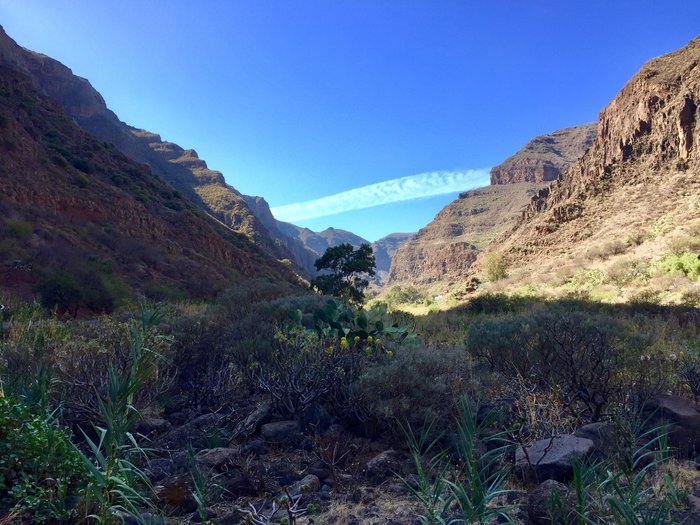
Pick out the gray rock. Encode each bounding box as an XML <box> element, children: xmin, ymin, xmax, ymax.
<box><xmin>146</xmin><ymin>457</ymin><xmax>173</xmax><ymax>483</ymax></box>
<box><xmin>134</xmin><ymin>417</ymin><xmax>172</xmax><ymax>437</ymax></box>
<box><xmin>195</xmin><ymin>447</ymin><xmax>239</xmax><ymax>470</ymax></box>
<box><xmin>261</xmin><ymin>420</ymin><xmax>301</xmax><ymax>443</ymax></box>
<box><xmin>574</xmin><ymin>422</ymin><xmax>613</xmax><ymax>456</ymax></box>
<box><xmin>645</xmin><ymin>395</ymin><xmax>700</xmax><ymax>458</ymax></box>
<box><xmin>160</xmin><ymin>413</ymin><xmax>224</xmax><ymax>450</ymax></box>
<box><xmin>515</xmin><ymin>435</ymin><xmax>595</xmax><ymax>482</ymax></box>
<box><xmin>528</xmin><ymin>479</ymin><xmax>575</xmax><ymax>525</ymax></box>
<box><xmin>364</xmin><ymin>449</ymin><xmax>400</xmax><ymax>482</ymax></box>
<box><xmin>234</xmin><ymin>401</ymin><xmax>272</xmax><ymax>437</ymax></box>
<box><xmin>290</xmin><ymin>474</ymin><xmax>321</xmax><ymax>495</ymax></box>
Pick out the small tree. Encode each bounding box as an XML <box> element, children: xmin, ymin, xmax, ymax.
<box><xmin>311</xmin><ymin>243</ymin><xmax>375</xmax><ymax>304</ymax></box>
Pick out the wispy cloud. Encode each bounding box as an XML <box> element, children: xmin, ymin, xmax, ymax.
<box><xmin>271</xmin><ymin>169</ymin><xmax>491</xmax><ymax>222</ymax></box>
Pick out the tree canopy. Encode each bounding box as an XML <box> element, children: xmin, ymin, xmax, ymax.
<box><xmin>311</xmin><ymin>243</ymin><xmax>376</xmax><ymax>304</ymax></box>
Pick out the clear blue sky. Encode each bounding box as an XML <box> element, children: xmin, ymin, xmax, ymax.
<box><xmin>1</xmin><ymin>1</ymin><xmax>699</xmax><ymax>241</ymax></box>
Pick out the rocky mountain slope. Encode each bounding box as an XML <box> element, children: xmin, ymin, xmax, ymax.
<box><xmin>387</xmin><ymin>122</ymin><xmax>596</xmax><ymax>289</ymax></box>
<box><xmin>388</xmin><ymin>184</ymin><xmax>546</xmax><ymax>287</ymax></box>
<box><xmin>492</xmin><ymin>35</ymin><xmax>700</xmax><ymax>277</ymax></box>
<box><xmin>0</xmin><ymin>64</ymin><xmax>295</xmax><ymax>309</ymax></box>
<box><xmin>0</xmin><ymin>26</ymin><xmax>313</xmax><ymax>272</ymax></box>
<box><xmin>490</xmin><ymin>124</ymin><xmax>596</xmax><ymax>184</ymax></box>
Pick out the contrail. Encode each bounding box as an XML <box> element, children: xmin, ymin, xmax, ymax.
<box><xmin>271</xmin><ymin>168</ymin><xmax>490</xmax><ymax>222</ymax></box>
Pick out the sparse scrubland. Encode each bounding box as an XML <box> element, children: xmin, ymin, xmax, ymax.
<box><xmin>2</xmin><ymin>277</ymin><xmax>700</xmax><ymax>524</ymax></box>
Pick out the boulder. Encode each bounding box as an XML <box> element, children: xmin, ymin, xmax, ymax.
<box><xmin>146</xmin><ymin>457</ymin><xmax>174</xmax><ymax>483</ymax></box>
<box><xmin>234</xmin><ymin>401</ymin><xmax>272</xmax><ymax>437</ymax></box>
<box><xmin>364</xmin><ymin>450</ymin><xmax>400</xmax><ymax>482</ymax></box>
<box><xmin>160</xmin><ymin>412</ymin><xmax>224</xmax><ymax>450</ymax></box>
<box><xmin>261</xmin><ymin>420</ymin><xmax>301</xmax><ymax>444</ymax></box>
<box><xmin>515</xmin><ymin>435</ymin><xmax>595</xmax><ymax>482</ymax></box>
<box><xmin>134</xmin><ymin>417</ymin><xmax>172</xmax><ymax>437</ymax></box>
<box><xmin>528</xmin><ymin>479</ymin><xmax>575</xmax><ymax>525</ymax></box>
<box><xmin>290</xmin><ymin>474</ymin><xmax>321</xmax><ymax>495</ymax></box>
<box><xmin>645</xmin><ymin>395</ymin><xmax>700</xmax><ymax>458</ymax></box>
<box><xmin>574</xmin><ymin>422</ymin><xmax>614</xmax><ymax>457</ymax></box>
<box><xmin>195</xmin><ymin>447</ymin><xmax>239</xmax><ymax>471</ymax></box>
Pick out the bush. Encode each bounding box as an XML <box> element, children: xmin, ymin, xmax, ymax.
<box><xmin>0</xmin><ymin>398</ymin><xmax>85</xmax><ymax>523</ymax></box>
<box><xmin>356</xmin><ymin>344</ymin><xmax>469</xmax><ymax>433</ymax></box>
<box><xmin>384</xmin><ymin>285</ymin><xmax>426</xmax><ymax>307</ymax></box>
<box><xmin>466</xmin><ymin>306</ymin><xmax>649</xmax><ymax>421</ymax></box>
<box><xmin>659</xmin><ymin>252</ymin><xmax>700</xmax><ymax>281</ymax></box>
<box><xmin>483</xmin><ymin>252</ymin><xmax>508</xmax><ymax>282</ymax></box>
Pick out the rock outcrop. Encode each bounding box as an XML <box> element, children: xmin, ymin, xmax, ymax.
<box><xmin>496</xmin><ymin>35</ymin><xmax>700</xmax><ymax>267</ymax></box>
<box><xmin>490</xmin><ymin>124</ymin><xmax>596</xmax><ymax>185</ymax></box>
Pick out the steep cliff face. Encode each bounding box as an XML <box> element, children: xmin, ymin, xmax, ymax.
<box><xmin>0</xmin><ymin>26</ymin><xmax>307</xmax><ymax>269</ymax></box>
<box><xmin>497</xmin><ymin>36</ymin><xmax>700</xmax><ymax>266</ymax></box>
<box><xmin>0</xmin><ymin>66</ymin><xmax>295</xmax><ymax>306</ymax></box>
<box><xmin>388</xmin><ymin>184</ymin><xmax>545</xmax><ymax>287</ymax></box>
<box><xmin>490</xmin><ymin>123</ymin><xmax>596</xmax><ymax>184</ymax></box>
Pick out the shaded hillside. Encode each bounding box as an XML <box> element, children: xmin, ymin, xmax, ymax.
<box><xmin>0</xmin><ymin>65</ymin><xmax>295</xmax><ymax>310</ymax></box>
<box><xmin>388</xmin><ymin>184</ymin><xmax>545</xmax><ymax>288</ymax></box>
<box><xmin>0</xmin><ymin>26</ymin><xmax>310</xmax><ymax>270</ymax></box>
<box><xmin>491</xmin><ymin>36</ymin><xmax>700</xmax><ymax>278</ymax></box>
<box><xmin>371</xmin><ymin>232</ymin><xmax>414</xmax><ymax>284</ymax></box>
<box><xmin>490</xmin><ymin>123</ymin><xmax>596</xmax><ymax>184</ymax></box>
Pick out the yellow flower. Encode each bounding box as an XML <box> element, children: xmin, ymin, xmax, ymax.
<box><xmin>340</xmin><ymin>337</ymin><xmax>348</xmax><ymax>349</ymax></box>
<box><xmin>375</xmin><ymin>338</ymin><xmax>381</xmax><ymax>347</ymax></box>
<box><xmin>367</xmin><ymin>335</ymin><xmax>373</xmax><ymax>344</ymax></box>
<box><xmin>325</xmin><ymin>346</ymin><xmax>333</xmax><ymax>355</ymax></box>
<box><xmin>354</xmin><ymin>335</ymin><xmax>360</xmax><ymax>345</ymax></box>
<box><xmin>386</xmin><ymin>350</ymin><xmax>394</xmax><ymax>359</ymax></box>
<box><xmin>365</xmin><ymin>347</ymin><xmax>372</xmax><ymax>356</ymax></box>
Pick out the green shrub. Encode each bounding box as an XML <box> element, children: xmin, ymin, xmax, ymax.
<box><xmin>659</xmin><ymin>252</ymin><xmax>700</xmax><ymax>281</ymax></box>
<box><xmin>483</xmin><ymin>252</ymin><xmax>508</xmax><ymax>282</ymax></box>
<box><xmin>565</xmin><ymin>268</ymin><xmax>605</xmax><ymax>291</ymax></box>
<box><xmin>384</xmin><ymin>285</ymin><xmax>426</xmax><ymax>307</ymax></box>
<box><xmin>0</xmin><ymin>398</ymin><xmax>85</xmax><ymax>523</ymax></box>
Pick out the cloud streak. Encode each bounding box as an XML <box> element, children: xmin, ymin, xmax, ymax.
<box><xmin>271</xmin><ymin>169</ymin><xmax>491</xmax><ymax>222</ymax></box>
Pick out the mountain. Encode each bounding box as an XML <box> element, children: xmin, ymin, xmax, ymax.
<box><xmin>0</xmin><ymin>26</ymin><xmax>312</xmax><ymax>272</ymax></box>
<box><xmin>0</xmin><ymin>63</ymin><xmax>295</xmax><ymax>310</ymax></box>
<box><xmin>387</xmin><ymin>123</ymin><xmax>595</xmax><ymax>289</ymax></box>
<box><xmin>276</xmin><ymin>225</ymin><xmax>369</xmax><ymax>258</ymax></box>
<box><xmin>371</xmin><ymin>232</ymin><xmax>414</xmax><ymax>284</ymax></box>
<box><xmin>387</xmin><ymin>184</ymin><xmax>546</xmax><ymax>287</ymax></box>
<box><xmin>490</xmin><ymin>124</ymin><xmax>597</xmax><ymax>184</ymax></box>
<box><xmin>491</xmin><ymin>36</ymin><xmax>700</xmax><ymax>276</ymax></box>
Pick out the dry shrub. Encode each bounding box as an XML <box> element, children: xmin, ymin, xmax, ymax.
<box><xmin>587</xmin><ymin>239</ymin><xmax>627</xmax><ymax>260</ymax></box>
<box><xmin>356</xmin><ymin>344</ymin><xmax>471</xmax><ymax>434</ymax></box>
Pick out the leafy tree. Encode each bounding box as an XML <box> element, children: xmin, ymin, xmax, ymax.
<box><xmin>311</xmin><ymin>243</ymin><xmax>376</xmax><ymax>304</ymax></box>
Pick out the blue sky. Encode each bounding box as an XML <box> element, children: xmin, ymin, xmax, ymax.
<box><xmin>1</xmin><ymin>1</ymin><xmax>699</xmax><ymax>240</ymax></box>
